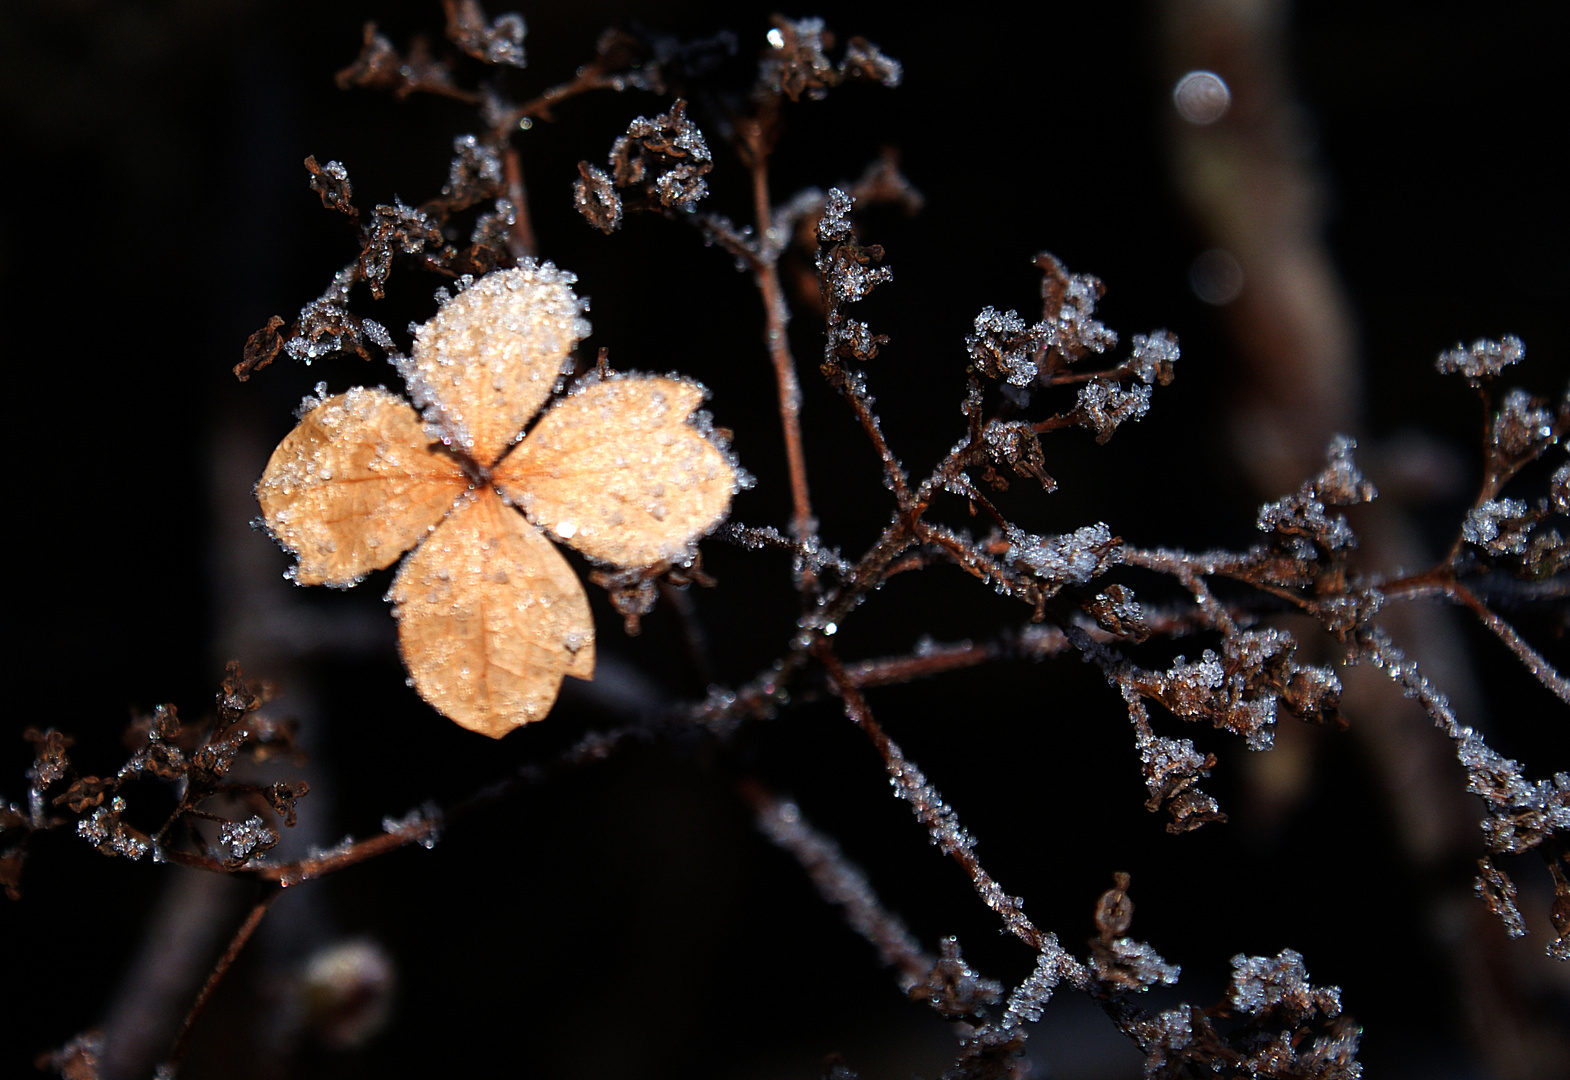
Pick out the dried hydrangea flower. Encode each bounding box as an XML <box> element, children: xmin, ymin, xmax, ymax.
<box><xmin>257</xmin><ymin>262</ymin><xmax>737</xmax><ymax>737</ymax></box>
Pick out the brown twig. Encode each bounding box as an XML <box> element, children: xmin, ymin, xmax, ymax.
<box><xmin>163</xmin><ymin>889</ymin><xmax>279</xmax><ymax>1073</ymax></box>
<box><xmin>1451</xmin><ymin>581</ymin><xmax>1570</xmax><ymax>706</ymax></box>
<box><xmin>741</xmin><ymin>124</ymin><xmax>817</xmax><ymax>549</ymax></box>
<box><xmin>501</xmin><ymin>145</ymin><xmax>536</xmax><ymax>260</ymax></box>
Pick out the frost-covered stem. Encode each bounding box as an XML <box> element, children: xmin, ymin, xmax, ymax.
<box><xmin>913</xmin><ymin>521</ymin><xmax>1011</xmax><ymax>589</ymax></box>
<box><xmin>692</xmin><ymin>651</ymin><xmax>811</xmax><ymax>736</ymax></box>
<box><xmin>1123</xmin><ymin>545</ymin><xmax>1317</xmax><ymax>613</ymax></box>
<box><xmin>814</xmin><ymin>642</ymin><xmax>1044</xmax><ymax>950</ymax></box>
<box><xmin>999</xmin><ymin>938</ymin><xmax>1089</xmax><ymax>1025</ymax></box>
<box><xmin>844</xmin><ymin>603</ymin><xmax>1239</xmax><ymax>690</ymax></box>
<box><xmin>804</xmin><ymin>517</ymin><xmax>922</xmax><ymax>638</ymax></box>
<box><xmin>1355</xmin><ymin>627</ymin><xmax>1464</xmax><ymax>740</ymax></box>
<box><xmin>744</xmin><ymin>780</ymin><xmax>934</xmax><ymax>992</ymax></box>
<box><xmin>151</xmin><ymin>807</ymin><xmax>440</xmax><ymax>884</ymax></box>
<box><xmin>1450</xmin><ymin>582</ymin><xmax>1570</xmax><ymax>705</ymax></box>
<box><xmin>836</xmin><ymin>377</ymin><xmax>914</xmax><ymax>512</ymax></box>
<box><xmin>501</xmin><ymin>145</ymin><xmax>536</xmax><ymax>259</ymax></box>
<box><xmin>934</xmin><ymin>472</ymin><xmax>1011</xmax><ymax>531</ymax></box>
<box><xmin>164</xmin><ymin>890</ymin><xmax>278</xmax><ymax>1074</ymax></box>
<box><xmin>1175</xmin><ymin>566</ymin><xmax>1237</xmax><ymax>635</ymax></box>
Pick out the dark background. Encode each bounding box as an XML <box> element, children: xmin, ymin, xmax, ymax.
<box><xmin>2</xmin><ymin>2</ymin><xmax>1564</xmax><ymax>1078</ymax></box>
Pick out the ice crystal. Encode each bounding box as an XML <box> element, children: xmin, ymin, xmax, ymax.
<box><xmin>757</xmin><ymin>16</ymin><xmax>900</xmax><ymax>102</ymax></box>
<box><xmin>1091</xmin><ymin>937</ymin><xmax>1180</xmax><ymax>991</ymax></box>
<box><xmin>967</xmin><ymin>306</ymin><xmax>1046</xmax><ymax>386</ymax></box>
<box><xmin>1475</xmin><ymin>857</ymin><xmax>1527</xmax><ymax>937</ymax></box>
<box><xmin>1453</xmin><ymin>730</ymin><xmax>1569</xmax><ymax>854</ymax></box>
<box><xmin>1004</xmin><ymin>523</ymin><xmax>1120</xmax><ymax>588</ymax></box>
<box><xmin>1130</xmin><ymin>330</ymin><xmax>1180</xmax><ymax>385</ymax></box>
<box><xmin>1076</xmin><ymin>379</ymin><xmax>1151</xmax><ymax>442</ymax></box>
<box><xmin>1035</xmin><ymin>252</ymin><xmax>1118</xmax><ymax>364</ymax></box>
<box><xmin>218</xmin><ymin>815</ymin><xmax>279</xmax><ymax>867</ymax></box>
<box><xmin>1492</xmin><ymin>387</ymin><xmax>1556</xmax><ymax>458</ymax></box>
<box><xmin>1257</xmin><ymin>437</ymin><xmax>1375</xmax><ymax>555</ymax></box>
<box><xmin>1436</xmin><ymin>335</ymin><xmax>1524</xmax><ymax>379</ymax></box>
<box><xmin>998</xmin><ymin>939</ymin><xmax>1072</xmax><ymax>1028</ymax></box>
<box><xmin>1227</xmin><ymin>949</ymin><xmax>1343</xmax><ymax>1023</ymax></box>
<box><xmin>1462</xmin><ymin>498</ymin><xmax>1533</xmax><ymax>556</ymax></box>
<box><xmin>606</xmin><ymin>100</ymin><xmax>712</xmax><ymax>213</ymax></box>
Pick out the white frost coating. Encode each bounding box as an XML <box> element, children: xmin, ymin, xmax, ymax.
<box><xmin>1228</xmin><ymin>949</ymin><xmax>1342</xmax><ymax>1020</ymax></box>
<box><xmin>1436</xmin><ymin>335</ymin><xmax>1525</xmax><ymax>378</ymax></box>
<box><xmin>1493</xmin><ymin>387</ymin><xmax>1556</xmax><ymax>456</ymax></box>
<box><xmin>967</xmin><ymin>306</ymin><xmax>1046</xmax><ymax>386</ymax></box>
<box><xmin>1463</xmin><ymin>498</ymin><xmax>1531</xmax><ymax>555</ymax></box>
<box><xmin>818</xmin><ymin>187</ymin><xmax>856</xmax><ymax>243</ymax></box>
<box><xmin>1130</xmin><ymin>330</ymin><xmax>1180</xmax><ymax>383</ymax></box>
<box><xmin>999</xmin><ymin>939</ymin><xmax>1070</xmax><ymax>1029</ymax></box>
<box><xmin>76</xmin><ymin>807</ymin><xmax>150</xmax><ymax>860</ymax></box>
<box><xmin>1076</xmin><ymin>379</ymin><xmax>1151</xmax><ymax>442</ymax></box>
<box><xmin>1091</xmin><ymin>937</ymin><xmax>1180</xmax><ymax>990</ymax></box>
<box><xmin>1553</xmin><ymin>461</ymin><xmax>1570</xmax><ymax>514</ymax></box>
<box><xmin>1006</xmin><ymin>523</ymin><xmax>1121</xmax><ymax>586</ymax></box>
<box><xmin>306</xmin><ymin>835</ymin><xmax>357</xmax><ymax>861</ymax></box>
<box><xmin>218</xmin><ymin>815</ymin><xmax>278</xmax><ymax>864</ymax></box>
<box><xmin>381</xmin><ymin>802</ymin><xmax>442</xmax><ymax>849</ymax></box>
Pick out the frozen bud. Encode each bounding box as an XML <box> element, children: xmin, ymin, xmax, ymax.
<box><xmin>1492</xmin><ymin>387</ymin><xmax>1556</xmax><ymax>458</ymax></box>
<box><xmin>1436</xmin><ymin>335</ymin><xmax>1525</xmax><ymax>379</ymax></box>
<box><xmin>1130</xmin><ymin>330</ymin><xmax>1180</xmax><ymax>385</ymax></box>
<box><xmin>967</xmin><ymin>306</ymin><xmax>1045</xmax><ymax>386</ymax></box>
<box><xmin>574</xmin><ymin>162</ymin><xmax>622</xmax><ymax>233</ymax></box>
<box><xmin>1463</xmin><ymin>498</ymin><xmax>1533</xmax><ymax>556</ymax></box>
<box><xmin>218</xmin><ymin>815</ymin><xmax>278</xmax><ymax>867</ymax></box>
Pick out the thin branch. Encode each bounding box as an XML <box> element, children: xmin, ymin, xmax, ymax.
<box><xmin>1451</xmin><ymin>581</ymin><xmax>1570</xmax><ymax>705</ymax></box>
<box><xmin>501</xmin><ymin>145</ymin><xmax>535</xmax><ymax>259</ymax></box>
<box><xmin>163</xmin><ymin>890</ymin><xmax>279</xmax><ymax>1073</ymax></box>
<box><xmin>742</xmin><ymin>131</ymin><xmax>816</xmax><ymax>550</ymax></box>
<box><xmin>814</xmin><ymin>641</ymin><xmax>1044</xmax><ymax>951</ymax></box>
<box><xmin>743</xmin><ymin>780</ymin><xmax>933</xmax><ymax>992</ymax></box>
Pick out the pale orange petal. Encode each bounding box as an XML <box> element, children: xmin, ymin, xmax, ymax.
<box><xmin>388</xmin><ymin>488</ymin><xmax>596</xmax><ymax>738</ymax></box>
<box><xmin>257</xmin><ymin>387</ymin><xmax>466</xmax><ymax>587</ymax></box>
<box><xmin>494</xmin><ymin>376</ymin><xmax>736</xmax><ymax>568</ymax></box>
<box><xmin>403</xmin><ymin>263</ymin><xmax>591</xmax><ymax>467</ymax></box>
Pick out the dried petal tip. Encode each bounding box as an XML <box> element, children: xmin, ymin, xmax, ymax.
<box><xmin>403</xmin><ymin>261</ymin><xmax>592</xmax><ymax>465</ymax></box>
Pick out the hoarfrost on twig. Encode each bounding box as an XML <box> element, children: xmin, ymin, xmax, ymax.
<box><xmin>1436</xmin><ymin>335</ymin><xmax>1525</xmax><ymax>379</ymax></box>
